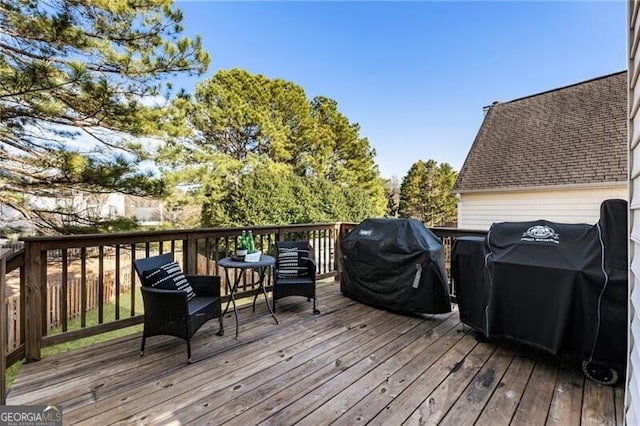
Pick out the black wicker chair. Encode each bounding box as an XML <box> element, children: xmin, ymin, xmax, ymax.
<box><xmin>273</xmin><ymin>241</ymin><xmax>319</xmax><ymax>314</ymax></box>
<box><xmin>133</xmin><ymin>253</ymin><xmax>223</xmax><ymax>363</ymax></box>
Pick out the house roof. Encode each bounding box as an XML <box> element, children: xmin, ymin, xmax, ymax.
<box><xmin>453</xmin><ymin>71</ymin><xmax>627</xmax><ymax>193</ymax></box>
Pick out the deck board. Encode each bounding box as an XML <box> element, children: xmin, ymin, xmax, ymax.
<box><xmin>124</xmin><ymin>302</ymin><xmax>392</xmax><ymax>425</ymax></box>
<box><xmin>546</xmin><ymin>357</ymin><xmax>585</xmax><ymax>426</ymax></box>
<box><xmin>218</xmin><ymin>311</ymin><xmax>429</xmax><ymax>425</ymax></box>
<box><xmin>182</xmin><ymin>309</ymin><xmax>415</xmax><ymax>425</ymax></box>
<box><xmin>368</xmin><ymin>330</ymin><xmax>479</xmax><ymax>425</ymax></box>
<box><xmin>581</xmin><ymin>379</ymin><xmax>617</xmax><ymax>426</ymax></box>
<box><xmin>331</xmin><ymin>327</ymin><xmax>468</xmax><ymax>425</ymax></box>
<box><xmin>510</xmin><ymin>351</ymin><xmax>560</xmax><ymax>425</ymax></box>
<box><xmin>438</xmin><ymin>340</ymin><xmax>518</xmax><ymax>426</ymax></box>
<box><xmin>403</xmin><ymin>336</ymin><xmax>497</xmax><ymax>425</ymax></box>
<box><xmin>6</xmin><ymin>281</ymin><xmax>624</xmax><ymax>425</ymax></box>
<box><xmin>474</xmin><ymin>347</ymin><xmax>537</xmax><ymax>426</ymax></box>
<box><xmin>296</xmin><ymin>314</ymin><xmax>459</xmax><ymax>426</ymax></box>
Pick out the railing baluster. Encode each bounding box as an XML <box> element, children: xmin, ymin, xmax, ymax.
<box><xmin>98</xmin><ymin>246</ymin><xmax>104</xmax><ymax>324</ymax></box>
<box><xmin>130</xmin><ymin>243</ymin><xmax>136</xmax><ymax>317</ymax></box>
<box><xmin>19</xmin><ymin>261</ymin><xmax>25</xmax><ymax>352</ymax></box>
<box><xmin>319</xmin><ymin>229</ymin><xmax>324</xmax><ymax>275</ymax></box>
<box><xmin>115</xmin><ymin>244</ymin><xmax>120</xmax><ymax>321</ymax></box>
<box><xmin>80</xmin><ymin>247</ymin><xmax>87</xmax><ymax>328</ymax></box>
<box><xmin>186</xmin><ymin>236</ymin><xmax>197</xmax><ymax>275</ymax></box>
<box><xmin>227</xmin><ymin>236</ymin><xmax>233</xmax><ymax>295</ymax></box>
<box><xmin>61</xmin><ymin>249</ymin><xmax>68</xmax><ymax>332</ymax></box>
<box><xmin>40</xmin><ymin>249</ymin><xmax>47</xmax><ymax>337</ymax></box>
<box><xmin>205</xmin><ymin>237</ymin><xmax>211</xmax><ymax>275</ymax></box>
<box><xmin>214</xmin><ymin>238</ymin><xmax>220</xmax><ymax>276</ymax></box>
<box><xmin>316</xmin><ymin>229</ymin><xmax>320</xmax><ymax>274</ymax></box>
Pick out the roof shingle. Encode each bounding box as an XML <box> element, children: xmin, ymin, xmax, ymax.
<box><xmin>453</xmin><ymin>71</ymin><xmax>627</xmax><ymax>192</ymax></box>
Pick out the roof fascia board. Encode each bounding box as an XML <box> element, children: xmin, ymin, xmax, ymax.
<box><xmin>454</xmin><ymin>181</ymin><xmax>627</xmax><ymax>195</ymax></box>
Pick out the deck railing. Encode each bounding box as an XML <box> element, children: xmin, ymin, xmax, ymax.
<box><xmin>0</xmin><ymin>222</ymin><xmax>486</xmax><ymax>403</ymax></box>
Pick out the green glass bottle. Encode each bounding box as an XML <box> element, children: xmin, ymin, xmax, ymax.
<box><xmin>247</xmin><ymin>230</ymin><xmax>255</xmax><ymax>254</ymax></box>
<box><xmin>240</xmin><ymin>230</ymin><xmax>247</xmax><ymax>252</ymax></box>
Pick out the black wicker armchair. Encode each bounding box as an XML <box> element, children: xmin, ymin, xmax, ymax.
<box><xmin>133</xmin><ymin>253</ymin><xmax>223</xmax><ymax>363</ymax></box>
<box><xmin>273</xmin><ymin>241</ymin><xmax>319</xmax><ymax>314</ymax></box>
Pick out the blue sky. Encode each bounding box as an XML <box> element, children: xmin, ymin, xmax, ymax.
<box><xmin>174</xmin><ymin>1</ymin><xmax>626</xmax><ymax>179</ymax></box>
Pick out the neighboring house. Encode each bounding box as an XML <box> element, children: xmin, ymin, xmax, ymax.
<box><xmin>0</xmin><ymin>193</ymin><xmax>164</xmax><ymax>232</ymax></box>
<box><xmin>0</xmin><ymin>203</ymin><xmax>33</xmax><ymax>233</ymax></box>
<box><xmin>76</xmin><ymin>193</ymin><xmax>164</xmax><ymax>226</ymax></box>
<box><xmin>123</xmin><ymin>194</ymin><xmax>164</xmax><ymax>226</ymax></box>
<box><xmin>453</xmin><ymin>71</ymin><xmax>627</xmax><ymax>230</ymax></box>
<box><xmin>20</xmin><ymin>192</ymin><xmax>127</xmax><ymax>223</ymax></box>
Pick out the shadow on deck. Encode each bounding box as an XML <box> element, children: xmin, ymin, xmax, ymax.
<box><xmin>6</xmin><ymin>281</ymin><xmax>624</xmax><ymax>425</ymax></box>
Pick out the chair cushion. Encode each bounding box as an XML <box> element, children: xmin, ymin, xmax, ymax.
<box><xmin>188</xmin><ymin>296</ymin><xmax>219</xmax><ymax>315</ymax></box>
<box><xmin>274</xmin><ymin>276</ymin><xmax>315</xmax><ymax>285</ymax></box>
<box><xmin>143</xmin><ymin>261</ymin><xmax>196</xmax><ymax>301</ymax></box>
<box><xmin>277</xmin><ymin>246</ymin><xmax>310</xmax><ymax>278</ymax></box>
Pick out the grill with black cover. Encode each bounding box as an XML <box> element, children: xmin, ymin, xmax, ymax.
<box><xmin>451</xmin><ymin>199</ymin><xmax>628</xmax><ymax>384</ymax></box>
<box><xmin>340</xmin><ymin>218</ymin><xmax>451</xmax><ymax>315</ymax></box>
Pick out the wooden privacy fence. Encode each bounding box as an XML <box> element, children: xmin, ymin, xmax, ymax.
<box><xmin>1</xmin><ymin>222</ymin><xmax>487</xmax><ymax>402</ymax></box>
<box><xmin>5</xmin><ymin>294</ymin><xmax>20</xmax><ymax>355</ymax></box>
<box><xmin>44</xmin><ymin>268</ymin><xmax>134</xmax><ymax>332</ymax></box>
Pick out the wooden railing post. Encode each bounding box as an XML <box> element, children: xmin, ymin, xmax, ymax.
<box><xmin>185</xmin><ymin>234</ymin><xmax>197</xmax><ymax>275</ymax></box>
<box><xmin>24</xmin><ymin>241</ymin><xmax>43</xmax><ymax>362</ymax></box>
<box><xmin>1</xmin><ymin>249</ymin><xmax>9</xmax><ymax>404</ymax></box>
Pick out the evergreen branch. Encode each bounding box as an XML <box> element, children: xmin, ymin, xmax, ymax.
<box><xmin>81</xmin><ymin>127</ymin><xmax>141</xmax><ymax>155</ymax></box>
<box><xmin>0</xmin><ymin>72</ymin><xmax>82</xmax><ymax>100</ymax></box>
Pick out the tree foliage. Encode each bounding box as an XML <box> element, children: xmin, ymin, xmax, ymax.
<box><xmin>194</xmin><ymin>156</ymin><xmax>374</xmax><ymax>227</ymax></box>
<box><xmin>188</xmin><ymin>70</ymin><xmax>384</xmax><ymax>195</ymax></box>
<box><xmin>190</xmin><ymin>69</ymin><xmax>313</xmax><ymax>163</ymax></box>
<box><xmin>398</xmin><ymin>160</ymin><xmax>458</xmax><ymax>226</ymax></box>
<box><xmin>0</xmin><ymin>0</ymin><xmax>209</xmax><ymax>233</ymax></box>
<box><xmin>1</xmin><ymin>2</ymin><xmax>389</xmax><ymax>233</ymax></box>
<box><xmin>162</xmin><ymin>69</ymin><xmax>387</xmax><ymax>226</ymax></box>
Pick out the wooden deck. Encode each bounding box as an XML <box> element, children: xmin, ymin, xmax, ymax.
<box><xmin>7</xmin><ymin>281</ymin><xmax>624</xmax><ymax>425</ymax></box>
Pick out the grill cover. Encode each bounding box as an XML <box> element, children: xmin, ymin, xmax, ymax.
<box><xmin>451</xmin><ymin>199</ymin><xmax>628</xmax><ymax>369</ymax></box>
<box><xmin>340</xmin><ymin>218</ymin><xmax>451</xmax><ymax>314</ymax></box>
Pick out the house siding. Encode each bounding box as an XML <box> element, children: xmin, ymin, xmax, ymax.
<box><xmin>458</xmin><ymin>185</ymin><xmax>627</xmax><ymax>230</ymax></box>
<box><xmin>628</xmin><ymin>0</ymin><xmax>640</xmax><ymax>422</ymax></box>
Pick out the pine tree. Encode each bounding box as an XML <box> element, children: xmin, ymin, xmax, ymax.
<box><xmin>398</xmin><ymin>160</ymin><xmax>458</xmax><ymax>226</ymax></box>
<box><xmin>162</xmin><ymin>69</ymin><xmax>387</xmax><ymax>227</ymax></box>
<box><xmin>0</xmin><ymin>0</ymin><xmax>209</xmax><ymax>233</ymax></box>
